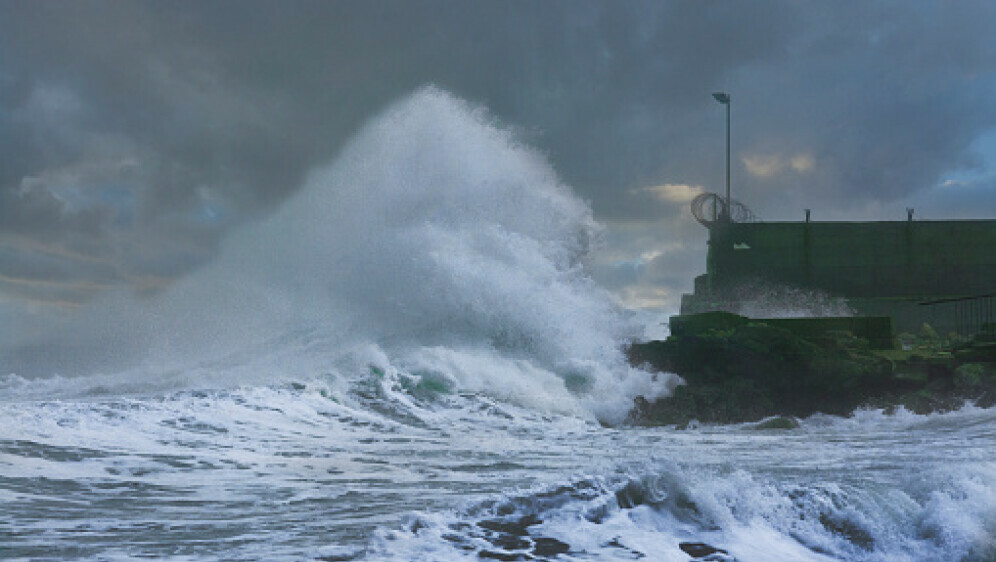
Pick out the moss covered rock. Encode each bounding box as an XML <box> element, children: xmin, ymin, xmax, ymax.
<box><xmin>627</xmin><ymin>313</ymin><xmax>996</xmax><ymax>425</ymax></box>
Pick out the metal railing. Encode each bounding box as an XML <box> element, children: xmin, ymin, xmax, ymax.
<box><xmin>919</xmin><ymin>293</ymin><xmax>996</xmax><ymax>337</ymax></box>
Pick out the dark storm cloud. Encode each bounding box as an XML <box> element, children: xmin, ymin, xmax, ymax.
<box><xmin>723</xmin><ymin>2</ymin><xmax>996</xmax><ymax>220</ymax></box>
<box><xmin>2</xmin><ymin>0</ymin><xmax>995</xmax><ymax>311</ymax></box>
<box><xmin>0</xmin><ymin>1</ymin><xmax>798</xmax><ymax>219</ymax></box>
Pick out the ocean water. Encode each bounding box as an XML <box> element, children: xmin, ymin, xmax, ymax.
<box><xmin>3</xmin><ymin>88</ymin><xmax>995</xmax><ymax>561</ymax></box>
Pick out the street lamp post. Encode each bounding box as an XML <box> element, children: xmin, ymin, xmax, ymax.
<box><xmin>712</xmin><ymin>92</ymin><xmax>731</xmax><ymax>221</ymax></box>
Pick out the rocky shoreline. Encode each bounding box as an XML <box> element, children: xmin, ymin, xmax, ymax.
<box><xmin>625</xmin><ymin>312</ymin><xmax>996</xmax><ymax>427</ymax></box>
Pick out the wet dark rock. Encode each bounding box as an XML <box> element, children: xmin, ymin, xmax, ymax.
<box><xmin>442</xmin><ymin>533</ymin><xmax>475</xmax><ymax>550</ymax></box>
<box><xmin>531</xmin><ymin>536</ymin><xmax>570</xmax><ymax>557</ymax></box>
<box><xmin>679</xmin><ymin>541</ymin><xmax>728</xmax><ymax>558</ymax></box>
<box><xmin>477</xmin><ymin>514</ymin><xmax>540</xmax><ymax>536</ymax></box>
<box><xmin>478</xmin><ymin>550</ymin><xmax>526</xmax><ymax>561</ymax></box>
<box><xmin>491</xmin><ymin>533</ymin><xmax>530</xmax><ymax>552</ymax></box>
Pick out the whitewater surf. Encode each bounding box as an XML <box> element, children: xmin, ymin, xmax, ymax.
<box><xmin>2</xmin><ymin>88</ymin><xmax>994</xmax><ymax>561</ymax></box>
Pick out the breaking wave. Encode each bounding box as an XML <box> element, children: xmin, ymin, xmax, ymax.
<box><xmin>5</xmin><ymin>87</ymin><xmax>673</xmax><ymax>424</ymax></box>
<box><xmin>374</xmin><ymin>459</ymin><xmax>996</xmax><ymax>562</ymax></box>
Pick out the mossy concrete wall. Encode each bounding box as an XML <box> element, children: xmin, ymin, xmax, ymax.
<box><xmin>708</xmin><ymin>220</ymin><xmax>996</xmax><ymax>297</ymax></box>
<box><xmin>682</xmin><ymin>220</ymin><xmax>996</xmax><ymax>334</ymax></box>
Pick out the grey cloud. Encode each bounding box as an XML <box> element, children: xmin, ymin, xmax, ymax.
<box><xmin>725</xmin><ymin>2</ymin><xmax>996</xmax><ymax>219</ymax></box>
<box><xmin>0</xmin><ymin>181</ymin><xmax>108</xmax><ymax>238</ymax></box>
<box><xmin>2</xmin><ymin>0</ymin><xmax>995</xmax><ymax>311</ymax></box>
<box><xmin>908</xmin><ymin>176</ymin><xmax>996</xmax><ymax>220</ymax></box>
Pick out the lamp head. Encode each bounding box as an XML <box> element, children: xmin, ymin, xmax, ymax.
<box><xmin>712</xmin><ymin>92</ymin><xmax>730</xmax><ymax>104</ymax></box>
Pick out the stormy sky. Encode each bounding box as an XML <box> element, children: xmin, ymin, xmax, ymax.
<box><xmin>3</xmin><ymin>0</ymin><xmax>996</xmax><ymax>320</ymax></box>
